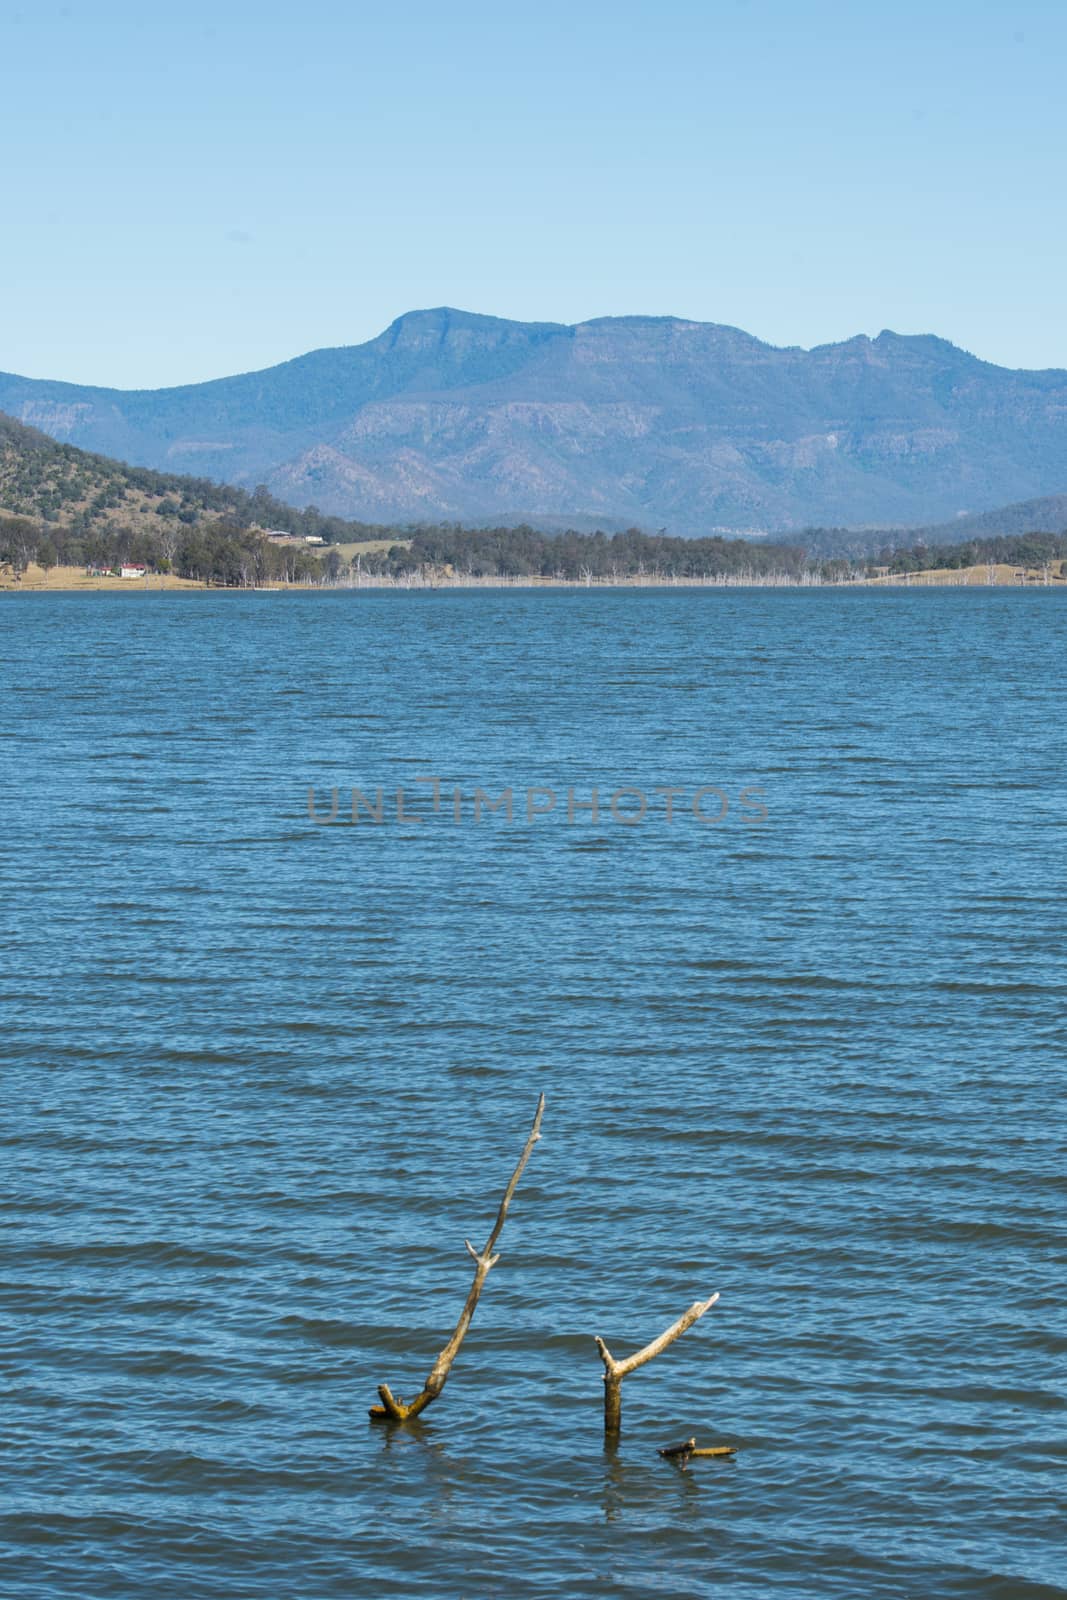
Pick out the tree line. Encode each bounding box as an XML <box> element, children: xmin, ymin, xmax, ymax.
<box><xmin>5</xmin><ymin>509</ymin><xmax>1065</xmax><ymax>587</ymax></box>
<box><xmin>4</xmin><ymin>399</ymin><xmax>1067</xmax><ymax>585</ymax></box>
<box><xmin>0</xmin><ymin>513</ymin><xmax>326</xmax><ymax>585</ymax></box>
<box><xmin>360</xmin><ymin>524</ymin><xmax>809</xmax><ymax>580</ymax></box>
<box><xmin>875</xmin><ymin>530</ymin><xmax>1067</xmax><ymax>575</ymax></box>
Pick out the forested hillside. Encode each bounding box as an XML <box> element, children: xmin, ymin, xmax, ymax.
<box><xmin>0</xmin><ymin>412</ymin><xmax>367</xmax><ymax>582</ymax></box>
<box><xmin>3</xmin><ymin>411</ymin><xmax>1065</xmax><ymax>586</ymax></box>
<box><xmin>0</xmin><ymin>411</ymin><xmax>383</xmax><ymax>539</ymax></box>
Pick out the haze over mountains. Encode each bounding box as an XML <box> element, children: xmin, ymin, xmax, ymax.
<box><xmin>3</xmin><ymin>308</ymin><xmax>1067</xmax><ymax>533</ymax></box>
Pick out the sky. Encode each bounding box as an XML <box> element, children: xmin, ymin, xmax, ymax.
<box><xmin>1</xmin><ymin>0</ymin><xmax>1065</xmax><ymax>388</ymax></box>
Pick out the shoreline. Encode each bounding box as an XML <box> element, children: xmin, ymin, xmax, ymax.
<box><xmin>2</xmin><ymin>562</ymin><xmax>1065</xmax><ymax>594</ymax></box>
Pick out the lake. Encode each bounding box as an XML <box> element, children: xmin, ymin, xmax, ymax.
<box><xmin>2</xmin><ymin>589</ymin><xmax>1064</xmax><ymax>1599</ymax></box>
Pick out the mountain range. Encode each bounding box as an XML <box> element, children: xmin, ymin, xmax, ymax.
<box><xmin>3</xmin><ymin>308</ymin><xmax>1067</xmax><ymax>533</ymax></box>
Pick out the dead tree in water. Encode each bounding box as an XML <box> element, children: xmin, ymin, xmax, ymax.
<box><xmin>370</xmin><ymin>1093</ymin><xmax>545</xmax><ymax>1422</ymax></box>
<box><xmin>595</xmin><ymin>1293</ymin><xmax>719</xmax><ymax>1441</ymax></box>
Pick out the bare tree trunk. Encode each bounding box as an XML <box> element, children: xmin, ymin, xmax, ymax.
<box><xmin>596</xmin><ymin>1293</ymin><xmax>719</xmax><ymax>1442</ymax></box>
<box><xmin>370</xmin><ymin>1094</ymin><xmax>545</xmax><ymax>1422</ymax></box>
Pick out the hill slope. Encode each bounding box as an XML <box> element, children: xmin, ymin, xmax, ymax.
<box><xmin>0</xmin><ymin>410</ymin><xmax>388</xmax><ymax>543</ymax></box>
<box><xmin>795</xmin><ymin>489</ymin><xmax>1067</xmax><ymax>559</ymax></box>
<box><xmin>0</xmin><ymin>411</ymin><xmax>355</xmax><ymax>584</ymax></box>
<box><xmin>911</xmin><ymin>491</ymin><xmax>1067</xmax><ymax>545</ymax></box>
<box><xmin>4</xmin><ymin>309</ymin><xmax>1067</xmax><ymax>532</ymax></box>
<box><xmin>4</xmin><ymin>414</ymin><xmax>1065</xmax><ymax>587</ymax></box>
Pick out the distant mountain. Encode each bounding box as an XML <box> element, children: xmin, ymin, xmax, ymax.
<box><xmin>4</xmin><ymin>309</ymin><xmax>1067</xmax><ymax>532</ymax></box>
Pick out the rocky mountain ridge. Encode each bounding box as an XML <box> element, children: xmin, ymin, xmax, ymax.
<box><xmin>3</xmin><ymin>308</ymin><xmax>1067</xmax><ymax>531</ymax></box>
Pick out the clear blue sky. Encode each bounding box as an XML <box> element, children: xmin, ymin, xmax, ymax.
<box><xmin>1</xmin><ymin>0</ymin><xmax>1064</xmax><ymax>387</ymax></box>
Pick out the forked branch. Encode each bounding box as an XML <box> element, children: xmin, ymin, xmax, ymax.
<box><xmin>370</xmin><ymin>1092</ymin><xmax>545</xmax><ymax>1422</ymax></box>
<box><xmin>596</xmin><ymin>1292</ymin><xmax>719</xmax><ymax>1439</ymax></box>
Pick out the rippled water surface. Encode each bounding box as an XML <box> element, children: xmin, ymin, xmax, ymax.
<box><xmin>2</xmin><ymin>589</ymin><xmax>1065</xmax><ymax>1599</ymax></box>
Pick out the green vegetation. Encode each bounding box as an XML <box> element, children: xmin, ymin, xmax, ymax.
<box><xmin>2</xmin><ymin>410</ymin><xmax>1066</xmax><ymax>587</ymax></box>
<box><xmin>0</xmin><ymin>414</ymin><xmax>809</xmax><ymax>583</ymax></box>
<box><xmin>796</xmin><ymin>505</ymin><xmax>1067</xmax><ymax>563</ymax></box>
<box><xmin>0</xmin><ymin>411</ymin><xmax>369</xmax><ymax>583</ymax></box>
<box><xmin>0</xmin><ymin>411</ymin><xmax>389</xmax><ymax>544</ymax></box>
<box><xmin>872</xmin><ymin>530</ymin><xmax>1067</xmax><ymax>576</ymax></box>
<box><xmin>347</xmin><ymin>524</ymin><xmax>1067</xmax><ymax>581</ymax></box>
<box><xmin>361</xmin><ymin>524</ymin><xmax>808</xmax><ymax>580</ymax></box>
<box><xmin>0</xmin><ymin>508</ymin><xmax>326</xmax><ymax>586</ymax></box>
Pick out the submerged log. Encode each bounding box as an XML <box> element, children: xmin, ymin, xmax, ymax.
<box><xmin>659</xmin><ymin>1438</ymin><xmax>736</xmax><ymax>1465</ymax></box>
<box><xmin>595</xmin><ymin>1293</ymin><xmax>719</xmax><ymax>1441</ymax></box>
<box><xmin>658</xmin><ymin>1436</ymin><xmax>697</xmax><ymax>1468</ymax></box>
<box><xmin>369</xmin><ymin>1093</ymin><xmax>545</xmax><ymax>1423</ymax></box>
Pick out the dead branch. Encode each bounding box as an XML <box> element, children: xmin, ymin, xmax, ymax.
<box><xmin>595</xmin><ymin>1292</ymin><xmax>718</xmax><ymax>1440</ymax></box>
<box><xmin>369</xmin><ymin>1092</ymin><xmax>545</xmax><ymax>1422</ymax></box>
<box><xmin>659</xmin><ymin>1437</ymin><xmax>736</xmax><ymax>1466</ymax></box>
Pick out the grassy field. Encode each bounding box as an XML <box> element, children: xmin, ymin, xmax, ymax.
<box><xmin>0</xmin><ymin>562</ymin><xmax>206</xmax><ymax>592</ymax></box>
<box><xmin>866</xmin><ymin>561</ymin><xmax>1067</xmax><ymax>586</ymax></box>
<box><xmin>328</xmin><ymin>538</ymin><xmax>411</xmax><ymax>562</ymax></box>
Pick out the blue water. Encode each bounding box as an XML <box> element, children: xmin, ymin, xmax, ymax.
<box><xmin>2</xmin><ymin>589</ymin><xmax>1065</xmax><ymax>1599</ymax></box>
